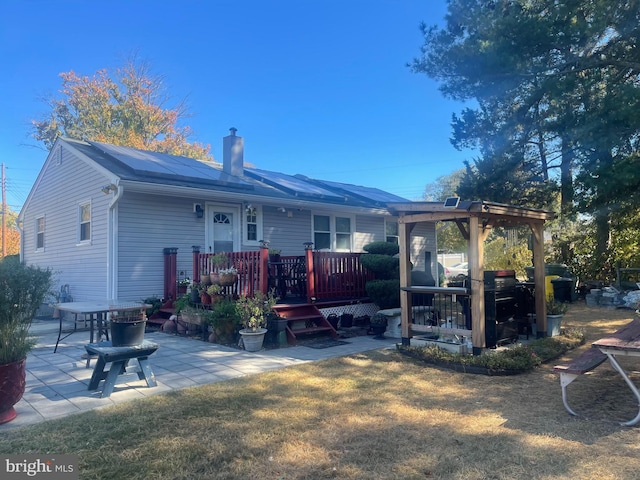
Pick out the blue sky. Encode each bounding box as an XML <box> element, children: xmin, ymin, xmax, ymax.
<box><xmin>1</xmin><ymin>0</ymin><xmax>474</xmax><ymax>212</ymax></box>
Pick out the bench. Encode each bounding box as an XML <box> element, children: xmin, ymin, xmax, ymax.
<box><xmin>554</xmin><ymin>318</ymin><xmax>640</xmax><ymax>418</ymax></box>
<box><xmin>554</xmin><ymin>348</ymin><xmax>608</xmax><ymax>416</ymax></box>
<box><xmin>85</xmin><ymin>340</ymin><xmax>159</xmax><ymax>398</ymax></box>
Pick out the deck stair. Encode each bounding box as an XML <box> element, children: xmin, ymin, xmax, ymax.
<box><xmin>147</xmin><ymin>300</ymin><xmax>175</xmax><ymax>327</ymax></box>
<box><xmin>272</xmin><ymin>304</ymin><xmax>338</xmax><ymax>345</ymax></box>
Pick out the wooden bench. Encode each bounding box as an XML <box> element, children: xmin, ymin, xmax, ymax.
<box><xmin>554</xmin><ymin>318</ymin><xmax>640</xmax><ymax>418</ymax></box>
<box><xmin>85</xmin><ymin>340</ymin><xmax>159</xmax><ymax>398</ymax></box>
<box><xmin>554</xmin><ymin>348</ymin><xmax>608</xmax><ymax>416</ymax></box>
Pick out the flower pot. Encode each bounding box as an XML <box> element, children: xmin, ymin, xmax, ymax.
<box><xmin>200</xmin><ymin>293</ymin><xmax>212</xmax><ymax>305</ymax></box>
<box><xmin>110</xmin><ymin>319</ymin><xmax>146</xmax><ymax>346</ymax></box>
<box><xmin>239</xmin><ymin>328</ymin><xmax>267</xmax><ymax>352</ymax></box>
<box><xmin>219</xmin><ymin>273</ymin><xmax>238</xmax><ymax>286</ymax></box>
<box><xmin>210</xmin><ymin>272</ymin><xmax>220</xmax><ymax>285</ymax></box>
<box><xmin>340</xmin><ymin>313</ymin><xmax>354</xmax><ymax>328</ymax></box>
<box><xmin>547</xmin><ymin>314</ymin><xmax>563</xmax><ymax>337</ymax></box>
<box><xmin>369</xmin><ymin>323</ymin><xmax>387</xmax><ymax>339</ymax></box>
<box><xmin>0</xmin><ymin>358</ymin><xmax>26</xmax><ymax>424</ymax></box>
<box><xmin>200</xmin><ymin>274</ymin><xmax>211</xmax><ymax>286</ymax></box>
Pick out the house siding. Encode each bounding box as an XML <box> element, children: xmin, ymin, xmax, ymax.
<box><xmin>117</xmin><ymin>192</ymin><xmax>211</xmax><ymax>301</ymax></box>
<box><xmin>354</xmin><ymin>215</ymin><xmax>385</xmax><ymax>252</ymax></box>
<box><xmin>21</xmin><ymin>145</ymin><xmax>111</xmax><ymax>301</ymax></box>
<box><xmin>411</xmin><ymin>222</ymin><xmax>438</xmax><ymax>280</ymax></box>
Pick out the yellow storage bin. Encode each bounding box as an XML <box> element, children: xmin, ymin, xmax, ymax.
<box><xmin>545</xmin><ymin>275</ymin><xmax>560</xmax><ymax>301</ymax></box>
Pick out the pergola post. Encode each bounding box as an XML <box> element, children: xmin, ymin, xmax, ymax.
<box><xmin>469</xmin><ymin>216</ymin><xmax>486</xmax><ymax>354</ymax></box>
<box><xmin>399</xmin><ymin>216</ymin><xmax>414</xmax><ymax>346</ymax></box>
<box><xmin>531</xmin><ymin>222</ymin><xmax>547</xmax><ymax>337</ymax></box>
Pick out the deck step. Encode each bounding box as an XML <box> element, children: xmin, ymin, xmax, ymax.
<box><xmin>274</xmin><ymin>303</ymin><xmax>338</xmax><ymax>345</ymax></box>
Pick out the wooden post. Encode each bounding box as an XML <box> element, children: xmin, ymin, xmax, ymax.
<box><xmin>531</xmin><ymin>222</ymin><xmax>547</xmax><ymax>337</ymax></box>
<box><xmin>469</xmin><ymin>216</ymin><xmax>485</xmax><ymax>354</ymax></box>
<box><xmin>192</xmin><ymin>246</ymin><xmax>200</xmax><ymax>284</ymax></box>
<box><xmin>305</xmin><ymin>243</ymin><xmax>315</xmax><ymax>303</ymax></box>
<box><xmin>399</xmin><ymin>216</ymin><xmax>414</xmax><ymax>346</ymax></box>
<box><xmin>259</xmin><ymin>243</ymin><xmax>269</xmax><ymax>294</ymax></box>
<box><xmin>163</xmin><ymin>248</ymin><xmax>178</xmax><ymax>301</ymax></box>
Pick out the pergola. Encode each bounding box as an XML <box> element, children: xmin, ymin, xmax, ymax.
<box><xmin>388</xmin><ymin>200</ymin><xmax>556</xmax><ymax>355</ymax></box>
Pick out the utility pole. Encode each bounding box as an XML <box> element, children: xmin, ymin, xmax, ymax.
<box><xmin>2</xmin><ymin>163</ymin><xmax>5</xmax><ymax>258</ymax></box>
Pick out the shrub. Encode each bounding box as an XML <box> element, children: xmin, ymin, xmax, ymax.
<box><xmin>365</xmin><ymin>280</ymin><xmax>400</xmax><ymax>309</ymax></box>
<box><xmin>0</xmin><ymin>257</ymin><xmax>53</xmax><ymax>364</ymax></box>
<box><xmin>360</xmin><ymin>255</ymin><xmax>399</xmax><ymax>279</ymax></box>
<box><xmin>363</xmin><ymin>241</ymin><xmax>399</xmax><ymax>256</ymax></box>
<box><xmin>397</xmin><ymin>329</ymin><xmax>585</xmax><ymax>375</ymax></box>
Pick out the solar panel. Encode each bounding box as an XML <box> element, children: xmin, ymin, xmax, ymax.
<box><xmin>246</xmin><ymin>168</ymin><xmax>343</xmax><ymax>199</ymax></box>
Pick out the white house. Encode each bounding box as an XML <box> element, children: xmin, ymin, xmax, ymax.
<box><xmin>19</xmin><ymin>129</ymin><xmax>436</xmax><ymax>303</ymax></box>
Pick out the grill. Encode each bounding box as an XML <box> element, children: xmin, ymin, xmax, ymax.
<box><xmin>484</xmin><ymin>270</ymin><xmax>519</xmax><ymax>347</ymax></box>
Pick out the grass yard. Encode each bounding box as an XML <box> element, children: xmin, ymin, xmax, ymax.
<box><xmin>1</xmin><ymin>303</ymin><xmax>639</xmax><ymax>479</ymax></box>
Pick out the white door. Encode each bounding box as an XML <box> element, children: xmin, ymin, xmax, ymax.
<box><xmin>205</xmin><ymin>204</ymin><xmax>240</xmax><ymax>253</ymax></box>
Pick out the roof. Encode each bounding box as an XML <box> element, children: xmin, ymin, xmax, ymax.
<box><xmin>64</xmin><ymin>138</ymin><xmax>408</xmax><ymax>209</ymax></box>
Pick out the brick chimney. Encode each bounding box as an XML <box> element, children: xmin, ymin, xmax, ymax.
<box><xmin>223</xmin><ymin>127</ymin><xmax>244</xmax><ymax>177</ymax></box>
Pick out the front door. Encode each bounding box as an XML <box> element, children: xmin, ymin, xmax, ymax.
<box><xmin>205</xmin><ymin>204</ymin><xmax>240</xmax><ymax>253</ymax></box>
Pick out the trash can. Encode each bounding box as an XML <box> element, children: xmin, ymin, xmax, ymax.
<box><xmin>545</xmin><ymin>275</ymin><xmax>560</xmax><ymax>301</ymax></box>
<box><xmin>551</xmin><ymin>277</ymin><xmax>574</xmax><ymax>303</ymax></box>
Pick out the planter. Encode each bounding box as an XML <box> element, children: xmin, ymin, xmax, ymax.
<box><xmin>326</xmin><ymin>313</ymin><xmax>339</xmax><ymax>330</ymax></box>
<box><xmin>200</xmin><ymin>293</ymin><xmax>212</xmax><ymax>305</ymax></box>
<box><xmin>547</xmin><ymin>314</ymin><xmax>563</xmax><ymax>337</ymax></box>
<box><xmin>340</xmin><ymin>313</ymin><xmax>354</xmax><ymax>328</ymax></box>
<box><xmin>369</xmin><ymin>323</ymin><xmax>387</xmax><ymax>339</ymax></box>
<box><xmin>239</xmin><ymin>328</ymin><xmax>267</xmax><ymax>352</ymax></box>
<box><xmin>269</xmin><ymin>254</ymin><xmax>281</xmax><ymax>263</ymax></box>
<box><xmin>210</xmin><ymin>272</ymin><xmax>220</xmax><ymax>285</ymax></box>
<box><xmin>200</xmin><ymin>274</ymin><xmax>211</xmax><ymax>286</ymax></box>
<box><xmin>219</xmin><ymin>273</ymin><xmax>238</xmax><ymax>287</ymax></box>
<box><xmin>0</xmin><ymin>358</ymin><xmax>26</xmax><ymax>424</ymax></box>
<box><xmin>111</xmin><ymin>319</ymin><xmax>146</xmax><ymax>346</ymax></box>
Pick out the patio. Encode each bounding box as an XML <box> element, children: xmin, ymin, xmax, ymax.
<box><xmin>1</xmin><ymin>316</ymin><xmax>397</xmax><ymax>431</ymax></box>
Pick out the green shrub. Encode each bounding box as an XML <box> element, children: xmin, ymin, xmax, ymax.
<box><xmin>365</xmin><ymin>280</ymin><xmax>400</xmax><ymax>309</ymax></box>
<box><xmin>360</xmin><ymin>254</ymin><xmax>399</xmax><ymax>279</ymax></box>
<box><xmin>363</xmin><ymin>241</ymin><xmax>399</xmax><ymax>256</ymax></box>
<box><xmin>397</xmin><ymin>329</ymin><xmax>585</xmax><ymax>375</ymax></box>
<box><xmin>0</xmin><ymin>257</ymin><xmax>53</xmax><ymax>364</ymax></box>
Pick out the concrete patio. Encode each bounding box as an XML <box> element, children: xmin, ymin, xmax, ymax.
<box><xmin>1</xmin><ymin>317</ymin><xmax>397</xmax><ymax>431</ymax></box>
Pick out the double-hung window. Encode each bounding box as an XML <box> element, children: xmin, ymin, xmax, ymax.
<box><xmin>79</xmin><ymin>202</ymin><xmax>91</xmax><ymax>243</ymax></box>
<box><xmin>35</xmin><ymin>216</ymin><xmax>45</xmax><ymax>251</ymax></box>
<box><xmin>242</xmin><ymin>205</ymin><xmax>263</xmax><ymax>246</ymax></box>
<box><xmin>385</xmin><ymin>219</ymin><xmax>399</xmax><ymax>244</ymax></box>
<box><xmin>313</xmin><ymin>214</ymin><xmax>353</xmax><ymax>252</ymax></box>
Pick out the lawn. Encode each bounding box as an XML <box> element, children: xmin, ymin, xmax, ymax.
<box><xmin>1</xmin><ymin>303</ymin><xmax>639</xmax><ymax>479</ymax></box>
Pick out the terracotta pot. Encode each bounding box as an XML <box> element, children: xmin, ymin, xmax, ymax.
<box><xmin>201</xmin><ymin>293</ymin><xmax>212</xmax><ymax>305</ymax></box>
<box><xmin>0</xmin><ymin>358</ymin><xmax>27</xmax><ymax>424</ymax></box>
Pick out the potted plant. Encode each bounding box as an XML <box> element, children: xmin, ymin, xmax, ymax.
<box><xmin>235</xmin><ymin>290</ymin><xmax>278</xmax><ymax>351</ymax></box>
<box><xmin>110</xmin><ymin>309</ymin><xmax>147</xmax><ymax>347</ymax></box>
<box><xmin>0</xmin><ymin>256</ymin><xmax>52</xmax><ymax>424</ymax></box>
<box><xmin>546</xmin><ymin>299</ymin><xmax>568</xmax><ymax>337</ymax></box>
<box><xmin>206</xmin><ymin>283</ymin><xmax>222</xmax><ymax>304</ymax></box>
<box><xmin>177</xmin><ymin>277</ymin><xmax>191</xmax><ymax>295</ymax></box>
<box><xmin>209</xmin><ymin>253</ymin><xmax>228</xmax><ymax>284</ymax></box>
<box><xmin>218</xmin><ymin>266</ymin><xmax>238</xmax><ymax>287</ymax></box>
<box><xmin>206</xmin><ymin>298</ymin><xmax>241</xmax><ymax>344</ymax></box>
<box><xmin>268</xmin><ymin>249</ymin><xmax>282</xmax><ymax>263</ymax></box>
<box><xmin>368</xmin><ymin>312</ymin><xmax>388</xmax><ymax>339</ymax></box>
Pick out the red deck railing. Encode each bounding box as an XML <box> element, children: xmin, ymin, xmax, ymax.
<box><xmin>162</xmin><ymin>246</ymin><xmax>373</xmax><ymax>303</ymax></box>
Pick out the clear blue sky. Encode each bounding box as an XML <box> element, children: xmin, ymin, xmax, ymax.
<box><xmin>1</xmin><ymin>0</ymin><xmax>474</xmax><ymax>212</ymax></box>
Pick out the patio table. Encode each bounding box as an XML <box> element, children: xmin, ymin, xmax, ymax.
<box><xmin>53</xmin><ymin>301</ymin><xmax>150</xmax><ymax>353</ymax></box>
<box><xmin>592</xmin><ymin>317</ymin><xmax>640</xmax><ymax>426</ymax></box>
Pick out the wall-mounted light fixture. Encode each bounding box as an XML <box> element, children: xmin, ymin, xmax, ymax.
<box><xmin>194</xmin><ymin>203</ymin><xmax>204</xmax><ymax>218</ymax></box>
<box><xmin>101</xmin><ymin>184</ymin><xmax>117</xmax><ymax>195</ymax></box>
<box><xmin>277</xmin><ymin>207</ymin><xmax>286</xmax><ymax>213</ymax></box>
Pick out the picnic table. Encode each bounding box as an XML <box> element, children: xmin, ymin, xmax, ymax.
<box><xmin>555</xmin><ymin>316</ymin><xmax>640</xmax><ymax>426</ymax></box>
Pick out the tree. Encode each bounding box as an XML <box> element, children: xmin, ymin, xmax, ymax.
<box><xmin>411</xmin><ymin>0</ymin><xmax>640</xmax><ymax>274</ymax></box>
<box><xmin>32</xmin><ymin>58</ymin><xmax>212</xmax><ymax>160</ymax></box>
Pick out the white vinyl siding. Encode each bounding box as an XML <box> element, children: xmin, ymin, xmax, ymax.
<box><xmin>20</xmin><ymin>145</ymin><xmax>110</xmax><ymax>301</ymax></box>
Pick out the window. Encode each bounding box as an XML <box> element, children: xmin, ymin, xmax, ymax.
<box><xmin>313</xmin><ymin>214</ymin><xmax>353</xmax><ymax>252</ymax></box>
<box><xmin>385</xmin><ymin>219</ymin><xmax>399</xmax><ymax>244</ymax></box>
<box><xmin>79</xmin><ymin>202</ymin><xmax>91</xmax><ymax>243</ymax></box>
<box><xmin>36</xmin><ymin>216</ymin><xmax>45</xmax><ymax>251</ymax></box>
<box><xmin>243</xmin><ymin>205</ymin><xmax>263</xmax><ymax>246</ymax></box>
